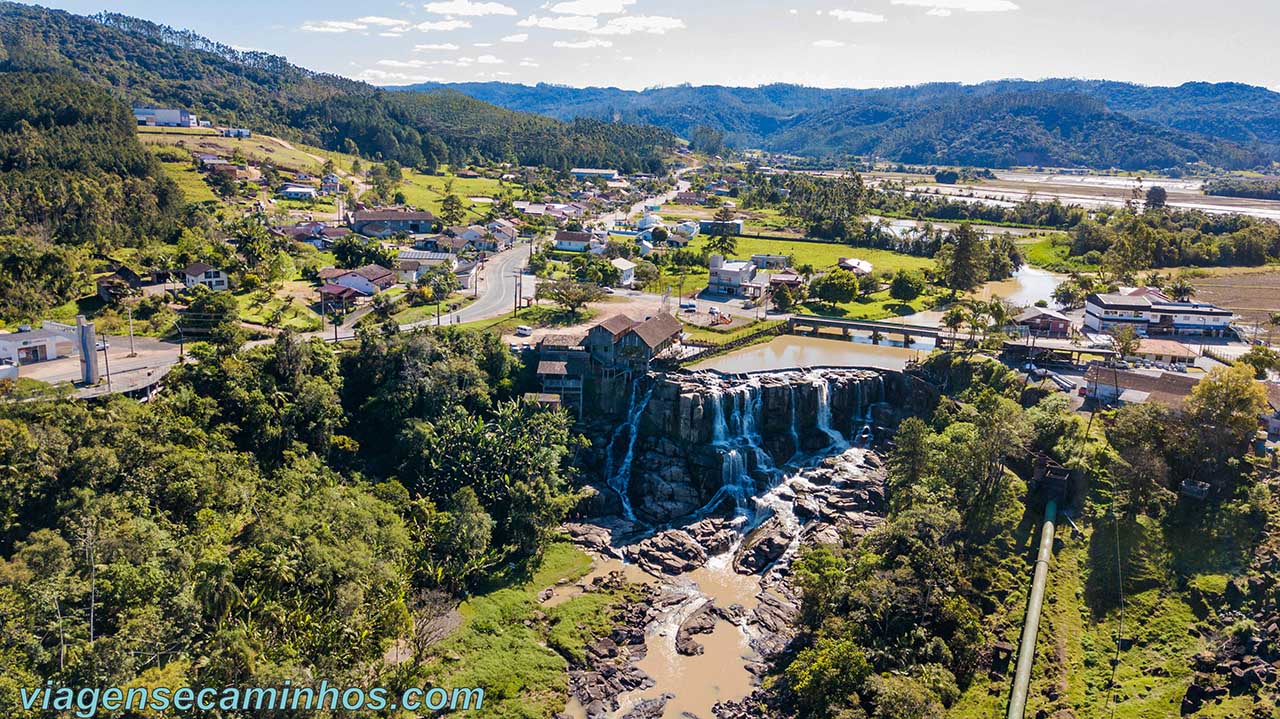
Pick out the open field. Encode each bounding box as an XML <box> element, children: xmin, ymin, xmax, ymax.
<box><xmin>661</xmin><ymin>203</ymin><xmax>806</xmax><ymax>237</ymax></box>
<box><xmin>157</xmin><ymin>159</ymin><xmax>222</xmax><ymax>204</ymax></box>
<box><xmin>912</xmin><ymin>171</ymin><xmax>1280</xmax><ymax>221</ymax></box>
<box><xmin>398</xmin><ymin>169</ymin><xmax>520</xmax><ymax>221</ymax></box>
<box><xmin>1189</xmin><ymin>269</ymin><xmax>1280</xmax><ymax>325</ymax></box>
<box><xmin>137</xmin><ymin>126</ymin><xmax>356</xmax><ymax>175</ymax></box>
<box><xmin>685</xmin><ymin>236</ymin><xmax>935</xmax><ymax>275</ymax></box>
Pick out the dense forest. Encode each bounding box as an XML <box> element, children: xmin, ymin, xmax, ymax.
<box><xmin>769</xmin><ymin>355</ymin><xmax>1272</xmax><ymax>718</ymax></box>
<box><xmin>0</xmin><ymin>3</ymin><xmax>675</xmax><ymax>173</ymax></box>
<box><xmin>403</xmin><ymin>80</ymin><xmax>1280</xmax><ymax>171</ymax></box>
<box><xmin>1204</xmin><ymin>177</ymin><xmax>1280</xmax><ymax>201</ymax></box>
<box><xmin>0</xmin><ymin>327</ymin><xmax>578</xmax><ymax>717</ymax></box>
<box><xmin>0</xmin><ymin>70</ymin><xmax>192</xmax><ymax>318</ymax></box>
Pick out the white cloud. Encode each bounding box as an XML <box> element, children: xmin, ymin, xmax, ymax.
<box><xmin>811</xmin><ymin>39</ymin><xmax>846</xmax><ymax>47</ymax></box>
<box><xmin>926</xmin><ymin>7</ymin><xmax>952</xmax><ymax>14</ymax></box>
<box><xmin>546</xmin><ymin>0</ymin><xmax>635</xmax><ymax>15</ymax></box>
<box><xmin>423</xmin><ymin>0</ymin><xmax>517</xmax><ymax>16</ymax></box>
<box><xmin>501</xmin><ymin>33</ymin><xmax>529</xmax><ymax>42</ymax></box>
<box><xmin>377</xmin><ymin>59</ymin><xmax>430</xmax><ymax>67</ymax></box>
<box><xmin>357</xmin><ymin>15</ymin><xmax>411</xmax><ymax>26</ymax></box>
<box><xmin>890</xmin><ymin>0</ymin><xmax>1018</xmax><ymax>12</ymax></box>
<box><xmin>553</xmin><ymin>38</ymin><xmax>614</xmax><ymax>48</ymax></box>
<box><xmin>476</xmin><ymin>54</ymin><xmax>504</xmax><ymax>64</ymax></box>
<box><xmin>788</xmin><ymin>8</ymin><xmax>799</xmax><ymax>14</ymax></box>
<box><xmin>357</xmin><ymin>68</ymin><xmax>445</xmax><ymax>84</ymax></box>
<box><xmin>828</xmin><ymin>9</ymin><xmax>886</xmax><ymax>22</ymax></box>
<box><xmin>413</xmin><ymin>19</ymin><xmax>472</xmax><ymax>30</ymax></box>
<box><xmin>589</xmin><ymin>15</ymin><xmax>685</xmax><ymax>35</ymax></box>
<box><xmin>379</xmin><ymin>31</ymin><xmax>405</xmax><ymax>37</ymax></box>
<box><xmin>519</xmin><ymin>59</ymin><xmax>541</xmax><ymax>67</ymax></box>
<box><xmin>300</xmin><ymin>20</ymin><xmax>368</xmax><ymax>33</ymax></box>
<box><xmin>415</xmin><ymin>42</ymin><xmax>461</xmax><ymax>50</ymax></box>
<box><xmin>474</xmin><ymin>42</ymin><xmax>494</xmax><ymax>46</ymax></box>
<box><xmin>517</xmin><ymin>14</ymin><xmax>600</xmax><ymax>31</ymax></box>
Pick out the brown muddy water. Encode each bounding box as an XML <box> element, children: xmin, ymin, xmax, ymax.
<box><xmin>556</xmin><ymin>552</ymin><xmax>762</xmax><ymax>719</ymax></box>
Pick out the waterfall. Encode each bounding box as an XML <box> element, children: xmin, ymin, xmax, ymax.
<box><xmin>787</xmin><ymin>384</ymin><xmax>801</xmax><ymax>461</ymax></box>
<box><xmin>610</xmin><ymin>380</ymin><xmax>655</xmax><ymax>521</ymax></box>
<box><xmin>811</xmin><ymin>374</ymin><xmax>848</xmax><ymax>452</ymax></box>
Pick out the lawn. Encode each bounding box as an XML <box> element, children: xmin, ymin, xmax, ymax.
<box><xmin>391</xmin><ymin>294</ymin><xmax>475</xmax><ymax>325</ymax></box>
<box><xmin>686</xmin><ymin>236</ymin><xmax>935</xmax><ymax>275</ymax></box>
<box><xmin>681</xmin><ymin>318</ymin><xmax>784</xmax><ymax>345</ymax></box>
<box><xmin>398</xmin><ymin>170</ymin><xmax>520</xmax><ymax>221</ymax></box>
<box><xmin>420</xmin><ymin>543</ymin><xmax>636</xmax><ymax>719</ymax></box>
<box><xmin>137</xmin><ymin>126</ymin><xmax>359</xmax><ymax>175</ymax></box>
<box><xmin>157</xmin><ymin>160</ymin><xmax>222</xmax><ymax>205</ymax></box>
<box><xmin>1021</xmin><ymin>235</ymin><xmax>1098</xmax><ymax>272</ymax></box>
<box><xmin>453</xmin><ymin>305</ymin><xmax>597</xmax><ymax>335</ymax></box>
<box><xmin>234</xmin><ymin>291</ymin><xmax>323</xmax><ymax>331</ymax></box>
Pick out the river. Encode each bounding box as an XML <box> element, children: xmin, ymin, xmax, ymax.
<box><xmin>695</xmin><ymin>266</ymin><xmax>1065</xmax><ymax>374</ymax></box>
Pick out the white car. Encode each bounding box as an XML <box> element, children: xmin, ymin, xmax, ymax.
<box><xmin>515</xmin><ymin>325</ymin><xmax>533</xmax><ymax>337</ymax></box>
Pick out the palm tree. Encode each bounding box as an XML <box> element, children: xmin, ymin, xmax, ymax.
<box><xmin>942</xmin><ymin>305</ymin><xmax>967</xmax><ymax>346</ymax></box>
<box><xmin>1167</xmin><ymin>277</ymin><xmax>1196</xmax><ymax>302</ymax></box>
<box><xmin>985</xmin><ymin>297</ymin><xmax>1011</xmax><ymax>338</ymax></box>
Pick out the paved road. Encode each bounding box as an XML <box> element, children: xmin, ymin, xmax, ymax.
<box><xmin>409</xmin><ymin>242</ymin><xmax>536</xmax><ymax>329</ymax></box>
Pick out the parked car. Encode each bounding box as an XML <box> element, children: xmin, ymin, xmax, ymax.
<box><xmin>95</xmin><ymin>340</ymin><xmax>110</xmax><ymax>350</ymax></box>
<box><xmin>515</xmin><ymin>325</ymin><xmax>533</xmax><ymax>337</ymax></box>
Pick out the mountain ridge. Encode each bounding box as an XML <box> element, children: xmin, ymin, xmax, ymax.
<box><xmin>393</xmin><ymin>79</ymin><xmax>1280</xmax><ymax>170</ymax></box>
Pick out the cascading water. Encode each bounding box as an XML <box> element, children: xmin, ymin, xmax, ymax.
<box><xmin>787</xmin><ymin>385</ymin><xmax>801</xmax><ymax>461</ymax></box>
<box><xmin>610</xmin><ymin>380</ymin><xmax>655</xmax><ymax>521</ymax></box>
<box><xmin>811</xmin><ymin>373</ymin><xmax>848</xmax><ymax>453</ymax></box>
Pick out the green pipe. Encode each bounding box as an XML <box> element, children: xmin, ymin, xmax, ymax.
<box><xmin>1006</xmin><ymin>499</ymin><xmax>1057</xmax><ymax>719</ymax></box>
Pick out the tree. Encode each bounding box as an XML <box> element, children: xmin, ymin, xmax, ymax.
<box><xmin>1145</xmin><ymin>185</ymin><xmax>1168</xmax><ymax>210</ymax></box>
<box><xmin>439</xmin><ymin>194</ymin><xmax>467</xmax><ymax>227</ymax></box>
<box><xmin>856</xmin><ymin>273</ymin><xmax>879</xmax><ymax>297</ymax></box>
<box><xmin>713</xmin><ymin>205</ymin><xmax>736</xmax><ymax>223</ymax></box>
<box><xmin>935</xmin><ymin>224</ymin><xmax>988</xmax><ymax>293</ymax></box>
<box><xmin>889</xmin><ymin>269</ymin><xmax>926</xmax><ymax>301</ymax></box>
<box><xmin>942</xmin><ymin>305</ymin><xmax>967</xmax><ymax>341</ymax></box>
<box><xmin>1238</xmin><ymin>345</ymin><xmax>1280</xmax><ymax>379</ymax></box>
<box><xmin>1167</xmin><ymin>276</ymin><xmax>1196</xmax><ymax>301</ymax></box>
<box><xmin>771</xmin><ymin>284</ymin><xmax>798</xmax><ymax>312</ymax></box>
<box><xmin>1108</xmin><ymin>324</ymin><xmax>1141</xmax><ymax>361</ymax></box>
<box><xmin>535</xmin><ymin>278</ymin><xmax>605</xmax><ymax>314</ymax></box>
<box><xmin>704</xmin><ymin>234</ymin><xmax>738</xmax><ymax>258</ymax></box>
<box><xmin>1185</xmin><ymin>364</ymin><xmax>1268</xmax><ymax>458</ymax></box>
<box><xmin>811</xmin><ymin>269</ymin><xmax>860</xmax><ymax>305</ymax></box>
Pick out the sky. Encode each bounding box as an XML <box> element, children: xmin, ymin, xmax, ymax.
<box><xmin>26</xmin><ymin>0</ymin><xmax>1280</xmax><ymax>91</ymax></box>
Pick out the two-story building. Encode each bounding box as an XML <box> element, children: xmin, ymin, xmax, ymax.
<box><xmin>699</xmin><ymin>219</ymin><xmax>745</xmax><ymax>236</ymax></box>
<box><xmin>611</xmin><ymin>258</ymin><xmax>637</xmax><ymax>288</ymax></box>
<box><xmin>183</xmin><ymin>262</ymin><xmax>229</xmax><ymax>291</ymax></box>
<box><xmin>320</xmin><ymin>174</ymin><xmax>342</xmax><ymax>195</ymax></box>
<box><xmin>1084</xmin><ymin>293</ymin><xmax>1234</xmax><ymax>337</ymax></box>
<box><xmin>708</xmin><ymin>254</ymin><xmax>758</xmax><ymax>298</ymax></box>
<box><xmin>1015</xmin><ymin>307</ymin><xmax>1072</xmax><ymax>337</ymax></box>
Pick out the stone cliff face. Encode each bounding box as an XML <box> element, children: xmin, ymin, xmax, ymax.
<box><xmin>605</xmin><ymin>368</ymin><xmax>938</xmax><ymax>525</ymax></box>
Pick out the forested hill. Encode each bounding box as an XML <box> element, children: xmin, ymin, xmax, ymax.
<box><xmin>397</xmin><ymin>80</ymin><xmax>1280</xmax><ymax>171</ymax></box>
<box><xmin>0</xmin><ymin>3</ymin><xmax>675</xmax><ymax>173</ymax></box>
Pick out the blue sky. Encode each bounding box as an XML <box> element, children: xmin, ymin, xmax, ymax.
<box><xmin>26</xmin><ymin>0</ymin><xmax>1280</xmax><ymax>91</ymax></box>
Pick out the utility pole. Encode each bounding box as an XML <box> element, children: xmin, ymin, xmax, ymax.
<box><xmin>101</xmin><ymin>335</ymin><xmax>112</xmax><ymax>393</ymax></box>
<box><xmin>127</xmin><ymin>307</ymin><xmax>136</xmax><ymax>357</ymax></box>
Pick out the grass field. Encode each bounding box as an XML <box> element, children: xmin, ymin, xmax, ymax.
<box><xmin>137</xmin><ymin>127</ymin><xmax>354</xmax><ymax>175</ymax></box>
<box><xmin>686</xmin><ymin>236</ymin><xmax>935</xmax><ymax>275</ymax></box>
<box><xmin>157</xmin><ymin>160</ymin><xmax>222</xmax><ymax>204</ymax></box>
<box><xmin>1189</xmin><ymin>269</ymin><xmax>1280</xmax><ymax>325</ymax></box>
<box><xmin>398</xmin><ymin>170</ymin><xmax>520</xmax><ymax>221</ymax></box>
<box><xmin>794</xmin><ymin>288</ymin><xmax>940</xmax><ymax>321</ymax></box>
<box><xmin>1021</xmin><ymin>236</ymin><xmax>1098</xmax><ymax>272</ymax></box>
<box><xmin>420</xmin><ymin>543</ymin><xmax>633</xmax><ymax>718</ymax></box>
<box><xmin>234</xmin><ymin>290</ymin><xmax>323</xmax><ymax>331</ymax></box>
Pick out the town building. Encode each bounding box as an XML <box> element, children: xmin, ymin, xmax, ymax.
<box><xmin>611</xmin><ymin>258</ymin><xmax>637</xmax><ymax>288</ymax></box>
<box><xmin>350</xmin><ymin>209</ymin><xmax>437</xmax><ymax>237</ymax></box>
<box><xmin>1264</xmin><ymin>384</ymin><xmax>1280</xmax><ymax>437</ymax></box>
<box><xmin>0</xmin><ymin>326</ymin><xmax>73</xmax><ymax>365</ymax></box>
<box><xmin>1083</xmin><ymin>367</ymin><xmax>1200</xmax><ymax>408</ymax></box>
<box><xmin>332</xmin><ymin>264</ymin><xmax>397</xmax><ymax>295</ymax></box>
<box><xmin>699</xmin><ymin>219</ymin><xmax>745</xmax><ymax>236</ymax></box>
<box><xmin>183</xmin><ymin>263</ymin><xmax>229</xmax><ymax>291</ymax></box>
<box><xmin>708</xmin><ymin>254</ymin><xmax>758</xmax><ymax>298</ymax></box>
<box><xmin>1084</xmin><ymin>293</ymin><xmax>1234</xmax><ymax>336</ymax></box>
<box><xmin>134</xmin><ymin>107</ymin><xmax>198</xmax><ymax>127</ymax></box>
<box><xmin>221</xmin><ymin>128</ymin><xmax>252</xmax><ymax>138</ymax></box>
<box><xmin>751</xmin><ymin>253</ymin><xmax>790</xmax><ymax>270</ymax></box>
<box><xmin>1131</xmin><ymin>338</ymin><xmax>1198</xmax><ymax>366</ymax></box>
<box><xmin>1015</xmin><ymin>307</ymin><xmax>1072</xmax><ymax>337</ymax></box>
<box><xmin>838</xmin><ymin>258</ymin><xmax>874</xmax><ymax>276</ymax></box>
<box><xmin>675</xmin><ymin>191</ymin><xmax>707</xmax><ymax>205</ymax></box>
<box><xmin>320</xmin><ymin>174</ymin><xmax>342</xmax><ymax>194</ymax></box>
<box><xmin>279</xmin><ymin>185</ymin><xmax>318</xmax><ymax>201</ymax></box>
<box><xmin>570</xmin><ymin>168</ymin><xmax>620</xmax><ymax>181</ymax></box>
<box><xmin>554</xmin><ymin>230</ymin><xmax>595</xmax><ymax>252</ymax></box>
